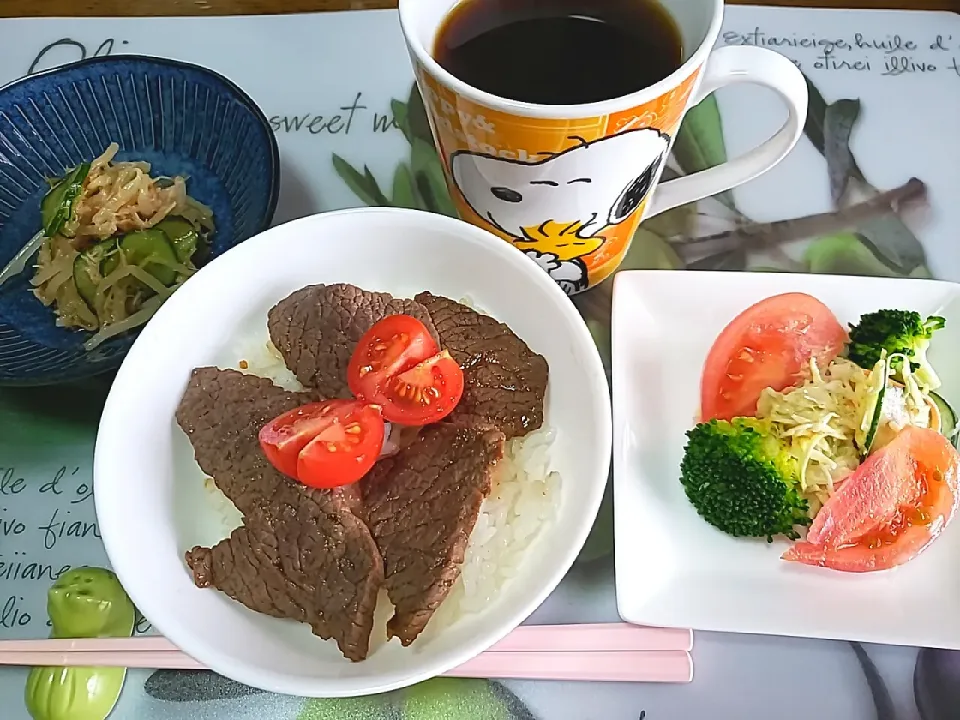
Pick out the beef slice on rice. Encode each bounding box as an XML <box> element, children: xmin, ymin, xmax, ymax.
<box><xmin>267</xmin><ymin>283</ymin><xmax>439</xmax><ymax>398</ymax></box>
<box><xmin>177</xmin><ymin>368</ymin><xmax>383</xmax><ymax>662</ymax></box>
<box><xmin>361</xmin><ymin>422</ymin><xmax>505</xmax><ymax>645</ymax></box>
<box><xmin>414</xmin><ymin>292</ymin><xmax>548</xmax><ymax>439</ymax></box>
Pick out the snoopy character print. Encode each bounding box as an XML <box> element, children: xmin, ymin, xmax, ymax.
<box><xmin>451</xmin><ymin>128</ymin><xmax>670</xmax><ymax>295</ymax></box>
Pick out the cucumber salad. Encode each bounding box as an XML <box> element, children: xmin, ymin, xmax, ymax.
<box><xmin>0</xmin><ymin>143</ymin><xmax>214</xmax><ymax>350</ymax></box>
<box><xmin>680</xmin><ymin>293</ymin><xmax>960</xmax><ymax>573</ymax></box>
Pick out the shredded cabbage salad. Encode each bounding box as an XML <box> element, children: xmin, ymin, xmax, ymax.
<box><xmin>756</xmin><ymin>354</ymin><xmax>937</xmax><ymax>515</ymax></box>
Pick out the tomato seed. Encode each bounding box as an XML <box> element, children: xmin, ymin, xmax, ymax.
<box><xmin>345</xmin><ymin>423</ymin><xmax>361</xmax><ymax>434</ymax></box>
<box><xmin>326</xmin><ymin>443</ymin><xmax>338</xmax><ymax>452</ymax></box>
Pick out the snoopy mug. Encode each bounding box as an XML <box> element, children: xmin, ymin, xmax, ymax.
<box><xmin>398</xmin><ymin>0</ymin><xmax>809</xmax><ymax>295</ymax></box>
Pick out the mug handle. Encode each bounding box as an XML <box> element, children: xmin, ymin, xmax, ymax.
<box><xmin>645</xmin><ymin>45</ymin><xmax>809</xmax><ymax>218</ymax></box>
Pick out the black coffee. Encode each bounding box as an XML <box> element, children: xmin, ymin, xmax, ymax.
<box><xmin>433</xmin><ymin>0</ymin><xmax>683</xmax><ymax>106</ymax></box>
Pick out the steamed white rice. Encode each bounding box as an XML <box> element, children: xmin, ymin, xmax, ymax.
<box><xmin>210</xmin><ymin>328</ymin><xmax>561</xmax><ymax>634</ymax></box>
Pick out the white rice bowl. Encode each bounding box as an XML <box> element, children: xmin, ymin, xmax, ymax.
<box><xmin>225</xmin><ymin>322</ymin><xmax>562</xmax><ymax>636</ymax></box>
<box><xmin>95</xmin><ymin>208</ymin><xmax>610</xmax><ymax>698</ymax></box>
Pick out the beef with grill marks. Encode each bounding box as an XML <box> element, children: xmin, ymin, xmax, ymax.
<box><xmin>266</xmin><ymin>284</ymin><xmax>439</xmax><ymax>399</ymax></box>
<box><xmin>176</xmin><ymin>368</ymin><xmax>383</xmax><ymax>662</ymax></box>
<box><xmin>414</xmin><ymin>292</ymin><xmax>548</xmax><ymax>439</ymax></box>
<box><xmin>361</xmin><ymin>421</ymin><xmax>505</xmax><ymax>645</ymax></box>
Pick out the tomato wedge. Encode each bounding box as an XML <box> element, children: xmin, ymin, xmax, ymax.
<box><xmin>782</xmin><ymin>426</ymin><xmax>960</xmax><ymax>572</ymax></box>
<box><xmin>258</xmin><ymin>400</ymin><xmax>385</xmax><ymax>488</ymax></box>
<box><xmin>367</xmin><ymin>350</ymin><xmax>465</xmax><ymax>425</ymax></box>
<box><xmin>700</xmin><ymin>292</ymin><xmax>847</xmax><ymax>421</ymax></box>
<box><xmin>347</xmin><ymin>315</ymin><xmax>438</xmax><ymax>401</ymax></box>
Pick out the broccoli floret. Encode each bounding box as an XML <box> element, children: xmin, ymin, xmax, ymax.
<box><xmin>679</xmin><ymin>418</ymin><xmax>811</xmax><ymax>542</ymax></box>
<box><xmin>846</xmin><ymin>309</ymin><xmax>945</xmax><ymax>390</ymax></box>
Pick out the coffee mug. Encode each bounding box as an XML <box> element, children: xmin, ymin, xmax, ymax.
<box><xmin>398</xmin><ymin>0</ymin><xmax>808</xmax><ymax>295</ymax></box>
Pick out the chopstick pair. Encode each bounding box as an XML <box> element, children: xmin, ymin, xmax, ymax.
<box><xmin>0</xmin><ymin>622</ymin><xmax>693</xmax><ymax>683</ymax></box>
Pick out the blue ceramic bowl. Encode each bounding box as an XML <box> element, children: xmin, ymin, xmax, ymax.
<box><xmin>0</xmin><ymin>55</ymin><xmax>279</xmax><ymax>386</ymax></box>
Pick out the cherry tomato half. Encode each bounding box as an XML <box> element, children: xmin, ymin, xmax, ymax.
<box><xmin>368</xmin><ymin>350</ymin><xmax>465</xmax><ymax>425</ymax></box>
<box><xmin>347</xmin><ymin>315</ymin><xmax>438</xmax><ymax>402</ymax></box>
<box><xmin>259</xmin><ymin>399</ymin><xmax>385</xmax><ymax>488</ymax></box>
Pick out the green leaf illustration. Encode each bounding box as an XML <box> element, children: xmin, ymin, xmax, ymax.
<box><xmin>850</xmin><ymin>642</ymin><xmax>897</xmax><ymax>720</ymax></box>
<box><xmin>584</xmin><ymin>317</ymin><xmax>611</xmax><ymax>375</ymax></box>
<box><xmin>411</xmin><ymin>138</ymin><xmax>457</xmax><ymax>217</ymax></box>
<box><xmin>402</xmin><ymin>678</ymin><xmax>536</xmax><ymax>720</ymax></box>
<box><xmin>392</xmin><ymin>163</ymin><xmax>421</xmax><ymax>209</ymax></box>
<box><xmin>392</xmin><ymin>100</ymin><xmax>411</xmax><ymax>143</ymax></box>
<box><xmin>823</xmin><ymin>99</ymin><xmax>863</xmax><ymax>206</ymax></box>
<box><xmin>407</xmin><ymin>82</ymin><xmax>435</xmax><ymax>146</ymax></box>
<box><xmin>796</xmin><ymin>76</ymin><xmax>929</xmax><ymax>277</ymax></box>
<box><xmin>0</xmin><ymin>378</ymin><xmax>109</xmax><ymax>447</ymax></box>
<box><xmin>621</xmin><ymin>228</ymin><xmax>684</xmax><ymax>270</ymax></box>
<box><xmin>577</xmin><ymin>482</ymin><xmax>613</xmax><ymax>564</ymax></box>
<box><xmin>144</xmin><ymin>671</ymin><xmax>265</xmax><ymax>702</ymax></box>
<box><xmin>363</xmin><ymin>167</ymin><xmax>391</xmax><ymax>205</ymax></box>
<box><xmin>332</xmin><ymin>154</ymin><xmax>390</xmax><ymax>207</ymax></box>
<box><xmin>297</xmin><ymin>695</ymin><xmax>393</xmax><ymax>720</ymax></box>
<box><xmin>671</xmin><ymin>94</ymin><xmax>735</xmax><ymax>211</ymax></box>
<box><xmin>640</xmin><ymin>202</ymin><xmax>696</xmax><ymax>240</ymax></box>
<box><xmin>802</xmin><ymin>72</ymin><xmax>829</xmax><ymax>157</ymax></box>
<box><xmin>688</xmin><ymin>249</ymin><xmax>746</xmax><ymax>271</ymax></box>
<box><xmin>805</xmin><ymin>232</ymin><xmax>900</xmax><ymax>276</ymax></box>
<box><xmin>857</xmin><ymin>212</ymin><xmax>929</xmax><ymax>275</ymax></box>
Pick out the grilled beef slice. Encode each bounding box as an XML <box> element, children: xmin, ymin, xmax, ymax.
<box><xmin>361</xmin><ymin>422</ymin><xmax>505</xmax><ymax>645</ymax></box>
<box><xmin>414</xmin><ymin>292</ymin><xmax>549</xmax><ymax>439</ymax></box>
<box><xmin>177</xmin><ymin>368</ymin><xmax>383</xmax><ymax>662</ymax></box>
<box><xmin>267</xmin><ymin>284</ymin><xmax>439</xmax><ymax>398</ymax></box>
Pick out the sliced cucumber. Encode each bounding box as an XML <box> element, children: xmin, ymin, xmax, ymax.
<box><xmin>73</xmin><ymin>241</ymin><xmax>118</xmax><ymax>310</ymax></box>
<box><xmin>864</xmin><ymin>380</ymin><xmax>887</xmax><ymax>454</ymax></box>
<box><xmin>101</xmin><ymin>247</ymin><xmax>120</xmax><ymax>278</ymax></box>
<box><xmin>154</xmin><ymin>217</ymin><xmax>199</xmax><ymax>263</ymax></box>
<box><xmin>929</xmin><ymin>392</ymin><xmax>958</xmax><ymax>447</ymax></box>
<box><xmin>862</xmin><ymin>355</ymin><xmax>894</xmax><ymax>456</ymax></box>
<box><xmin>72</xmin><ymin>254</ymin><xmax>99</xmax><ymax>309</ymax></box>
<box><xmin>119</xmin><ymin>229</ymin><xmax>178</xmax><ymax>286</ymax></box>
<box><xmin>41</xmin><ymin>162</ymin><xmax>90</xmax><ymax>238</ymax></box>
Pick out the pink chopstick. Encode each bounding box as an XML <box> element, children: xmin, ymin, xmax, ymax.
<box><xmin>0</xmin><ymin>622</ymin><xmax>692</xmax><ymax>655</ymax></box>
<box><xmin>0</xmin><ymin>622</ymin><xmax>694</xmax><ymax>683</ymax></box>
<box><xmin>0</xmin><ymin>648</ymin><xmax>692</xmax><ymax>683</ymax></box>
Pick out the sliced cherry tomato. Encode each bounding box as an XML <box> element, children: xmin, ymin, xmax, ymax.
<box><xmin>347</xmin><ymin>315</ymin><xmax>439</xmax><ymax>402</ymax></box>
<box><xmin>259</xmin><ymin>400</ymin><xmax>385</xmax><ymax>488</ymax></box>
<box><xmin>368</xmin><ymin>350</ymin><xmax>465</xmax><ymax>425</ymax></box>
<box><xmin>700</xmin><ymin>292</ymin><xmax>847</xmax><ymax>422</ymax></box>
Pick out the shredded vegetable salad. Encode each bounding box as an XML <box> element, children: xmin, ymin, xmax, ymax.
<box><xmin>680</xmin><ymin>294</ymin><xmax>960</xmax><ymax>573</ymax></box>
<box><xmin>0</xmin><ymin>143</ymin><xmax>215</xmax><ymax>350</ymax></box>
<box><xmin>756</xmin><ymin>357</ymin><xmax>871</xmax><ymax>511</ymax></box>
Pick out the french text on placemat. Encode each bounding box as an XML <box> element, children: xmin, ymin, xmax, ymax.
<box><xmin>0</xmin><ymin>465</ymin><xmax>101</xmax><ymax>633</ymax></box>
<box><xmin>723</xmin><ymin>29</ymin><xmax>960</xmax><ymax>78</ymax></box>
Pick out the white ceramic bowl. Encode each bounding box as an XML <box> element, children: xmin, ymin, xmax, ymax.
<box><xmin>94</xmin><ymin>207</ymin><xmax>611</xmax><ymax>697</ymax></box>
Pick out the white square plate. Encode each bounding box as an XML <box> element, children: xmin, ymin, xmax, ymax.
<box><xmin>612</xmin><ymin>270</ymin><xmax>960</xmax><ymax>649</ymax></box>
